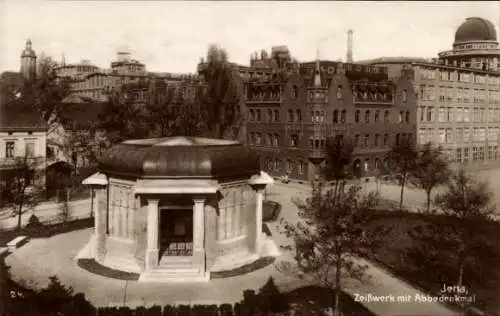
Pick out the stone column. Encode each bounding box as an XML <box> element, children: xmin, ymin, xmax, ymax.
<box><xmin>94</xmin><ymin>187</ymin><xmax>107</xmax><ymax>262</ymax></box>
<box><xmin>145</xmin><ymin>199</ymin><xmax>159</xmax><ymax>271</ymax></box>
<box><xmin>193</xmin><ymin>198</ymin><xmax>206</xmax><ymax>275</ymax></box>
<box><xmin>254</xmin><ymin>188</ymin><xmax>264</xmax><ymax>252</ymax></box>
<box><xmin>193</xmin><ymin>198</ymin><xmax>205</xmax><ymax>252</ymax></box>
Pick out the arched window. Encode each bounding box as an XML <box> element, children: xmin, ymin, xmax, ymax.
<box><xmin>314</xmin><ymin>139</ymin><xmax>320</xmax><ymax>148</ymax></box>
<box><xmin>333</xmin><ymin>110</ymin><xmax>339</xmax><ymax>123</ymax></box>
<box><xmin>340</xmin><ymin>110</ymin><xmax>347</xmax><ymax>123</ymax></box>
<box><xmin>384</xmin><ymin>110</ymin><xmax>390</xmax><ymax>123</ymax></box>
<box><xmin>374</xmin><ymin>110</ymin><xmax>380</xmax><ymax>122</ymax></box>
<box><xmin>274</xmin><ymin>133</ymin><xmax>280</xmax><ymax>146</ymax></box>
<box><xmin>365</xmin><ymin>110</ymin><xmax>370</xmax><ymax>123</ymax></box>
<box><xmin>249</xmin><ymin>109</ymin><xmax>255</xmax><ymax>121</ymax></box>
<box><xmin>274</xmin><ymin>110</ymin><xmax>280</xmax><ymax>122</ymax></box>
<box><xmin>288</xmin><ymin>109</ymin><xmax>294</xmax><ymax>122</ymax></box>
<box><xmin>296</xmin><ymin>109</ymin><xmax>302</xmax><ymax>122</ymax></box>
<box><xmin>287</xmin><ymin>159</ymin><xmax>294</xmax><ymax>173</ymax></box>
<box><xmin>355</xmin><ymin>110</ymin><xmax>360</xmax><ymax>123</ymax></box>
<box><xmin>405</xmin><ymin>110</ymin><xmax>410</xmax><ymax>123</ymax></box>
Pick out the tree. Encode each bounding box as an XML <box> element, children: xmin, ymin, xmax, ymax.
<box><xmin>2</xmin><ymin>156</ymin><xmax>43</xmax><ymax>230</ymax></box>
<box><xmin>278</xmin><ymin>180</ymin><xmax>387</xmax><ymax>316</ymax></box>
<box><xmin>21</xmin><ymin>54</ymin><xmax>71</xmax><ymax>123</ymax></box>
<box><xmin>321</xmin><ymin>136</ymin><xmax>354</xmax><ymax>201</ymax></box>
<box><xmin>199</xmin><ymin>44</ymin><xmax>241</xmax><ymax>139</ymax></box>
<box><xmin>98</xmin><ymin>86</ymin><xmax>150</xmax><ymax>144</ymax></box>
<box><xmin>434</xmin><ymin>168</ymin><xmax>495</xmax><ymax>288</ymax></box>
<box><xmin>386</xmin><ymin>137</ymin><xmax>418</xmax><ymax>210</ymax></box>
<box><xmin>411</xmin><ymin>142</ymin><xmax>451</xmax><ymax>213</ymax></box>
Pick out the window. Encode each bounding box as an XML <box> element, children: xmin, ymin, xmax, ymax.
<box><xmin>365</xmin><ymin>110</ymin><xmax>370</xmax><ymax>123</ymax></box>
<box><xmin>274</xmin><ymin>110</ymin><xmax>280</xmax><ymax>122</ymax></box>
<box><xmin>332</xmin><ymin>110</ymin><xmax>339</xmax><ymax>123</ymax></box>
<box><xmin>290</xmin><ymin>134</ymin><xmax>298</xmax><ymax>147</ymax></box>
<box><xmin>398</xmin><ymin>111</ymin><xmax>403</xmax><ymax>123</ymax></box>
<box><xmin>291</xmin><ymin>86</ymin><xmax>298</xmax><ymax>99</ymax></box>
<box><xmin>297</xmin><ymin>160</ymin><xmax>305</xmax><ymax>174</ymax></box>
<box><xmin>355</xmin><ymin>110</ymin><xmax>360</xmax><ymax>123</ymax></box>
<box><xmin>402</xmin><ymin>89</ymin><xmax>408</xmax><ymax>102</ymax></box>
<box><xmin>384</xmin><ymin>110</ymin><xmax>389</xmax><ymax>123</ymax></box>
<box><xmin>266</xmin><ymin>133</ymin><xmax>272</xmax><ymax>146</ymax></box>
<box><xmin>5</xmin><ymin>141</ymin><xmax>14</xmax><ymax>158</ymax></box>
<box><xmin>256</xmin><ymin>133</ymin><xmax>261</xmax><ymax>145</ymax></box>
<box><xmin>25</xmin><ymin>141</ymin><xmax>35</xmax><ymax>157</ymax></box>
<box><xmin>296</xmin><ymin>109</ymin><xmax>302</xmax><ymax>122</ymax></box>
<box><xmin>287</xmin><ymin>159</ymin><xmax>293</xmax><ymax>173</ymax></box>
<box><xmin>256</xmin><ymin>109</ymin><xmax>261</xmax><ymax>121</ymax></box>
<box><xmin>405</xmin><ymin>110</ymin><xmax>410</xmax><ymax>123</ymax></box>
<box><xmin>354</xmin><ymin>134</ymin><xmax>360</xmax><ymax>147</ymax></box>
<box><xmin>364</xmin><ymin>134</ymin><xmax>370</xmax><ymax>147</ymax></box>
<box><xmin>396</xmin><ymin>133</ymin><xmax>401</xmax><ymax>145</ymax></box>
<box><xmin>273</xmin><ymin>134</ymin><xmax>280</xmax><ymax>146</ymax></box>
<box><xmin>288</xmin><ymin>109</ymin><xmax>294</xmax><ymax>122</ymax></box>
<box><xmin>427</xmin><ymin>107</ymin><xmax>433</xmax><ymax>121</ymax></box>
<box><xmin>249</xmin><ymin>109</ymin><xmax>255</xmax><ymax>121</ymax></box>
<box><xmin>383</xmin><ymin>134</ymin><xmax>389</xmax><ymax>146</ymax></box>
<box><xmin>267</xmin><ymin>109</ymin><xmax>273</xmax><ymax>121</ymax></box>
<box><xmin>374</xmin><ymin>110</ymin><xmax>380</xmax><ymax>122</ymax></box>
<box><xmin>374</xmin><ymin>134</ymin><xmax>380</xmax><ymax>147</ymax></box>
<box><xmin>340</xmin><ymin>110</ymin><xmax>346</xmax><ymax>123</ymax></box>
<box><xmin>337</xmin><ymin>85</ymin><xmax>343</xmax><ymax>99</ymax></box>
<box><xmin>274</xmin><ymin>159</ymin><xmax>280</xmax><ymax>171</ymax></box>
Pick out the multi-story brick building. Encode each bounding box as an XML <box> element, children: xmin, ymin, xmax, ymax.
<box><xmin>361</xmin><ymin>17</ymin><xmax>500</xmax><ymax>170</ymax></box>
<box><xmin>242</xmin><ymin>56</ymin><xmax>416</xmax><ymax>181</ymax></box>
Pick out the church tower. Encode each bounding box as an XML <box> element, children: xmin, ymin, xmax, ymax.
<box><xmin>20</xmin><ymin>39</ymin><xmax>37</xmax><ymax>82</ymax></box>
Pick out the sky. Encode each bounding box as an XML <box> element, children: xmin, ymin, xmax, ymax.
<box><xmin>0</xmin><ymin>1</ymin><xmax>499</xmax><ymax>74</ymax></box>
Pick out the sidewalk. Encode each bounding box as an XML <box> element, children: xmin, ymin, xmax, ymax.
<box><xmin>0</xmin><ymin>198</ymin><xmax>92</xmax><ymax>230</ymax></box>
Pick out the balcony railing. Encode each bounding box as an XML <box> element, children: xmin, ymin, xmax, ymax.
<box><xmin>0</xmin><ymin>156</ymin><xmax>46</xmax><ymax>170</ymax></box>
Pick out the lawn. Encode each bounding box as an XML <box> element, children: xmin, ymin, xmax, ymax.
<box><xmin>364</xmin><ymin>210</ymin><xmax>500</xmax><ymax>316</ymax></box>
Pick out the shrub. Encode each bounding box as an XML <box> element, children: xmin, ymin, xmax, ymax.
<box><xmin>135</xmin><ymin>306</ymin><xmax>147</xmax><ymax>316</ymax></box>
<box><xmin>162</xmin><ymin>305</ymin><xmax>175</xmax><ymax>316</ymax></box>
<box><xmin>219</xmin><ymin>303</ymin><xmax>234</xmax><ymax>316</ymax></box>
<box><xmin>118</xmin><ymin>306</ymin><xmax>133</xmax><ymax>316</ymax></box>
<box><xmin>26</xmin><ymin>214</ymin><xmax>43</xmax><ymax>230</ymax></box>
<box><xmin>147</xmin><ymin>305</ymin><xmax>162</xmax><ymax>316</ymax></box>
<box><xmin>178</xmin><ymin>305</ymin><xmax>191</xmax><ymax>316</ymax></box>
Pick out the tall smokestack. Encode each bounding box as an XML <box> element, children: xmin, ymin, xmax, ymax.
<box><xmin>347</xmin><ymin>29</ymin><xmax>353</xmax><ymax>63</ymax></box>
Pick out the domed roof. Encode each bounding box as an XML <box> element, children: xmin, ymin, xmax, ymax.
<box><xmin>454</xmin><ymin>17</ymin><xmax>497</xmax><ymax>43</ymax></box>
<box><xmin>98</xmin><ymin>136</ymin><xmax>260</xmax><ymax>179</ymax></box>
<box><xmin>21</xmin><ymin>39</ymin><xmax>36</xmax><ymax>58</ymax></box>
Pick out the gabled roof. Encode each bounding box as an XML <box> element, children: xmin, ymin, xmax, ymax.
<box><xmin>0</xmin><ymin>101</ymin><xmax>47</xmax><ymax>132</ymax></box>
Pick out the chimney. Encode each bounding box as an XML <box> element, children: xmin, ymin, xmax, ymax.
<box><xmin>347</xmin><ymin>29</ymin><xmax>353</xmax><ymax>63</ymax></box>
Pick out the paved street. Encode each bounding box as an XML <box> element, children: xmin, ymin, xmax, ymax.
<box><xmin>5</xmin><ymin>182</ymin><xmax>459</xmax><ymax>315</ymax></box>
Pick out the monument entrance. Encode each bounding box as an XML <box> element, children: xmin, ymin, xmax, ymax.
<box><xmin>159</xmin><ymin>209</ymin><xmax>193</xmax><ymax>257</ymax></box>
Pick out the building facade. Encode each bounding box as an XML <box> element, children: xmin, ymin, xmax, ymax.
<box><xmin>362</xmin><ymin>17</ymin><xmax>500</xmax><ymax>170</ymax></box>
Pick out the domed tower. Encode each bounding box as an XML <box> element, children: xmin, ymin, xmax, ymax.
<box><xmin>20</xmin><ymin>39</ymin><xmax>37</xmax><ymax>81</ymax></box>
<box><xmin>438</xmin><ymin>17</ymin><xmax>500</xmax><ymax>71</ymax></box>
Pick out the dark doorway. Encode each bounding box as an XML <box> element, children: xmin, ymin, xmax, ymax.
<box><xmin>159</xmin><ymin>209</ymin><xmax>193</xmax><ymax>256</ymax></box>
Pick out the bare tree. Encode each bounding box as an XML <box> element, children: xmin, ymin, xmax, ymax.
<box><xmin>386</xmin><ymin>137</ymin><xmax>418</xmax><ymax>210</ymax></box>
<box><xmin>411</xmin><ymin>142</ymin><xmax>451</xmax><ymax>213</ymax></box>
<box><xmin>278</xmin><ymin>180</ymin><xmax>387</xmax><ymax>315</ymax></box>
<box><xmin>2</xmin><ymin>156</ymin><xmax>43</xmax><ymax>230</ymax></box>
<box><xmin>434</xmin><ymin>168</ymin><xmax>495</xmax><ymax>288</ymax></box>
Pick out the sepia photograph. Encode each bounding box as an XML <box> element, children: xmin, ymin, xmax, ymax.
<box><xmin>0</xmin><ymin>1</ymin><xmax>499</xmax><ymax>315</ymax></box>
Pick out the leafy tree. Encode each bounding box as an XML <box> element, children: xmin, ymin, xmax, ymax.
<box><xmin>199</xmin><ymin>44</ymin><xmax>241</xmax><ymax>139</ymax></box>
<box><xmin>278</xmin><ymin>180</ymin><xmax>387</xmax><ymax>316</ymax></box>
<box><xmin>20</xmin><ymin>54</ymin><xmax>71</xmax><ymax>123</ymax></box>
<box><xmin>434</xmin><ymin>168</ymin><xmax>495</xmax><ymax>288</ymax></box>
<box><xmin>2</xmin><ymin>156</ymin><xmax>43</xmax><ymax>230</ymax></box>
<box><xmin>321</xmin><ymin>136</ymin><xmax>354</xmax><ymax>201</ymax></box>
<box><xmin>386</xmin><ymin>136</ymin><xmax>418</xmax><ymax>210</ymax></box>
<box><xmin>98</xmin><ymin>86</ymin><xmax>150</xmax><ymax>144</ymax></box>
<box><xmin>411</xmin><ymin>142</ymin><xmax>451</xmax><ymax>213</ymax></box>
